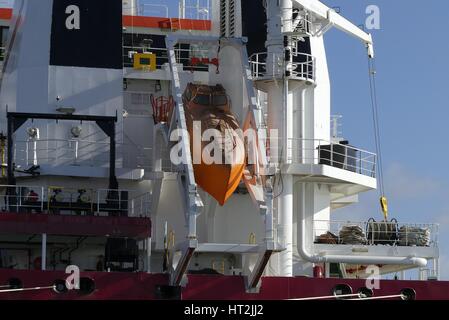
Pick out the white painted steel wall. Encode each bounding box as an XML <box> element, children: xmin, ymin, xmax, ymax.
<box><xmin>0</xmin><ymin>0</ymin><xmax>124</xmax><ymax>178</ymax></box>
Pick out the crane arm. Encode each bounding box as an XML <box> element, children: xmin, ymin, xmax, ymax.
<box><xmin>292</xmin><ymin>0</ymin><xmax>374</xmax><ymax>58</ymax></box>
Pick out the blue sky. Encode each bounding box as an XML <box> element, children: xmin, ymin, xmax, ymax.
<box><xmin>320</xmin><ymin>0</ymin><xmax>449</xmax><ymax>279</ymax></box>
<box><xmin>145</xmin><ymin>0</ymin><xmax>449</xmax><ymax>279</ymax></box>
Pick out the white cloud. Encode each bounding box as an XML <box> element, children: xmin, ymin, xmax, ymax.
<box><xmin>383</xmin><ymin>162</ymin><xmax>442</xmax><ymax>199</ymax></box>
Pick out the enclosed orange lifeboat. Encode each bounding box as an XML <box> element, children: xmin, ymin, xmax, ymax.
<box><xmin>182</xmin><ymin>83</ymin><xmax>245</xmax><ymax>206</ymax></box>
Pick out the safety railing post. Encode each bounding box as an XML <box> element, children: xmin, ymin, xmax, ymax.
<box><xmin>358</xmin><ymin>151</ymin><xmax>363</xmax><ymax>174</ymax></box>
<box><xmin>330</xmin><ymin>142</ymin><xmax>334</xmax><ymax>167</ymax></box>
<box><xmin>118</xmin><ymin>190</ymin><xmax>122</xmax><ymax>216</ymax></box>
<box><xmin>131</xmin><ymin>198</ymin><xmax>135</xmax><ymax>217</ymax></box>
<box><xmin>96</xmin><ymin>191</ymin><xmax>100</xmax><ymax>215</ymax></box>
<box><xmin>41</xmin><ymin>186</ymin><xmax>44</xmax><ymax>213</ymax></box>
<box><xmin>18</xmin><ymin>187</ymin><xmax>22</xmax><ymax>211</ymax></box>
<box><xmin>406</xmin><ymin>227</ymin><xmax>408</xmax><ymax>246</ymax></box>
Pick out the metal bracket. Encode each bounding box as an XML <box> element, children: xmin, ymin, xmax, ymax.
<box><xmin>169</xmin><ymin>239</ymin><xmax>198</xmax><ymax>286</ymax></box>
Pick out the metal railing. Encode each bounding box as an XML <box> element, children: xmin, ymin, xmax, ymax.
<box><xmin>123</xmin><ymin>45</ymin><xmax>211</xmax><ymax>71</ymax></box>
<box><xmin>125</xmin><ymin>0</ymin><xmax>211</xmax><ymax>20</ymax></box>
<box><xmin>138</xmin><ymin>4</ymin><xmax>169</xmax><ymax>18</ymax></box>
<box><xmin>96</xmin><ymin>188</ymin><xmax>151</xmax><ymax>217</ymax></box>
<box><xmin>266</xmin><ymin>138</ymin><xmax>376</xmax><ymax>178</ymax></box>
<box><xmin>14</xmin><ymin>139</ymin><xmax>123</xmax><ymax>168</ymax></box>
<box><xmin>0</xmin><ymin>0</ymin><xmax>12</xmax><ymax>8</ymax></box>
<box><xmin>0</xmin><ymin>185</ymin><xmax>152</xmax><ymax>217</ymax></box>
<box><xmin>313</xmin><ymin>220</ymin><xmax>438</xmax><ymax>248</ymax></box>
<box><xmin>249</xmin><ymin>52</ymin><xmax>316</xmax><ymax>82</ymax></box>
<box><xmin>11</xmin><ymin>134</ymin><xmax>178</xmax><ymax>173</ymax></box>
<box><xmin>0</xmin><ymin>185</ymin><xmax>45</xmax><ymax>213</ymax></box>
<box><xmin>331</xmin><ymin>115</ymin><xmax>343</xmax><ymax>139</ymax></box>
<box><xmin>0</xmin><ymin>47</ymin><xmax>5</xmax><ymax>62</ymax></box>
<box><xmin>179</xmin><ymin>0</ymin><xmax>211</xmax><ymax>20</ymax></box>
<box><xmin>281</xmin><ymin>14</ymin><xmax>314</xmax><ymax>36</ymax></box>
<box><xmin>180</xmin><ymin>5</ymin><xmax>211</xmax><ymax>20</ymax></box>
<box><xmin>127</xmin><ymin>191</ymin><xmax>152</xmax><ymax>217</ymax></box>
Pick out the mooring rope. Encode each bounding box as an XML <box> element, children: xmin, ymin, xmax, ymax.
<box><xmin>0</xmin><ymin>285</ymin><xmax>55</xmax><ymax>294</ymax></box>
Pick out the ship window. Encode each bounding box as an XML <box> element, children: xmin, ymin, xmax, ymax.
<box><xmin>193</xmin><ymin>94</ymin><xmax>211</xmax><ymax>105</ymax></box>
<box><xmin>212</xmin><ymin>95</ymin><xmax>227</xmax><ymax>106</ymax></box>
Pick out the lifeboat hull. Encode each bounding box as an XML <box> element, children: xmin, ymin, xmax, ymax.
<box><xmin>187</xmin><ymin>124</ymin><xmax>245</xmax><ymax>206</ymax></box>
<box><xmin>183</xmin><ymin>85</ymin><xmax>245</xmax><ymax>206</ymax></box>
<box><xmin>193</xmin><ymin>160</ymin><xmax>244</xmax><ymax>206</ymax></box>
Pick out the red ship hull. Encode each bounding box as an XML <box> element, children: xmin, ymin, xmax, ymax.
<box><xmin>0</xmin><ymin>269</ymin><xmax>448</xmax><ymax>300</ymax></box>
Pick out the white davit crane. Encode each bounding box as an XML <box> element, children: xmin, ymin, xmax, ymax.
<box><xmin>292</xmin><ymin>0</ymin><xmax>375</xmax><ymax>58</ymax></box>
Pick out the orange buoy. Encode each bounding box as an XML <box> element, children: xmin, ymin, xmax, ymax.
<box><xmin>182</xmin><ymin>83</ymin><xmax>245</xmax><ymax>205</ymax></box>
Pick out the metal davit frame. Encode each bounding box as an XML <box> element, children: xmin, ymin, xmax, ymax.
<box><xmin>6</xmin><ymin>112</ymin><xmax>118</xmax><ymax>189</ymax></box>
<box><xmin>152</xmin><ymin>34</ymin><xmax>279</xmax><ymax>290</ymax></box>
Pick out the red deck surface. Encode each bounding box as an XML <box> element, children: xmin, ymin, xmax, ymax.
<box><xmin>0</xmin><ymin>269</ymin><xmax>448</xmax><ymax>300</ymax></box>
<box><xmin>0</xmin><ymin>212</ymin><xmax>151</xmax><ymax>239</ymax></box>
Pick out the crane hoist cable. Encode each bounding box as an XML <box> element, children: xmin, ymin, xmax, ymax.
<box><xmin>367</xmin><ymin>56</ymin><xmax>388</xmax><ymax>220</ymax></box>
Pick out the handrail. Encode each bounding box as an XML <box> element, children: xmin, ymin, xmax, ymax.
<box><xmin>313</xmin><ymin>219</ymin><xmax>438</xmax><ymax>248</ymax></box>
<box><xmin>249</xmin><ymin>51</ymin><xmax>316</xmax><ymax>81</ymax></box>
<box><xmin>281</xmin><ymin>12</ymin><xmax>314</xmax><ymax>36</ymax></box>
<box><xmin>0</xmin><ymin>184</ymin><xmax>152</xmax><ymax>217</ymax></box>
<box><xmin>297</xmin><ymin>182</ymin><xmax>428</xmax><ymax>268</ymax></box>
<box><xmin>138</xmin><ymin>4</ymin><xmax>169</xmax><ymax>18</ymax></box>
<box><xmin>264</xmin><ymin>138</ymin><xmax>377</xmax><ymax>178</ymax></box>
<box><xmin>132</xmin><ymin>1</ymin><xmax>211</xmax><ymax>20</ymax></box>
<box><xmin>331</xmin><ymin>115</ymin><xmax>343</xmax><ymax>138</ymax></box>
<box><xmin>123</xmin><ymin>45</ymin><xmax>211</xmax><ymax>70</ymax></box>
<box><xmin>0</xmin><ymin>1</ymin><xmax>12</xmax><ymax>9</ymax></box>
<box><xmin>12</xmin><ymin>137</ymin><xmax>176</xmax><ymax>172</ymax></box>
<box><xmin>289</xmin><ymin>138</ymin><xmax>377</xmax><ymax>157</ymax></box>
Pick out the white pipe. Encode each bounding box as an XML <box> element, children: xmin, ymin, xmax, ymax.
<box><xmin>41</xmin><ymin>233</ymin><xmax>47</xmax><ymax>271</ymax></box>
<box><xmin>74</xmin><ymin>140</ymin><xmax>79</xmax><ymax>164</ymax></box>
<box><xmin>180</xmin><ymin>0</ymin><xmax>186</xmax><ymax>19</ymax></box>
<box><xmin>279</xmin><ymin>72</ymin><xmax>294</xmax><ymax>276</ymax></box>
<box><xmin>279</xmin><ymin>174</ymin><xmax>293</xmax><ymax>276</ymax></box>
<box><xmin>0</xmin><ymin>286</ymin><xmax>55</xmax><ymax>294</ymax></box>
<box><xmin>324</xmin><ymin>263</ymin><xmax>330</xmax><ymax>278</ymax></box>
<box><xmin>297</xmin><ymin>182</ymin><xmax>427</xmax><ymax>268</ymax></box>
<box><xmin>32</xmin><ymin>140</ymin><xmax>37</xmax><ymax>166</ymax></box>
<box><xmin>349</xmin><ymin>294</ymin><xmax>405</xmax><ymax>301</ymax></box>
<box><xmin>146</xmin><ymin>237</ymin><xmax>152</xmax><ymax>273</ymax></box>
<box><xmin>289</xmin><ymin>293</ymin><xmax>362</xmax><ymax>301</ymax></box>
<box><xmin>281</xmin><ymin>0</ymin><xmax>293</xmax><ymax>33</ymax></box>
<box><xmin>300</xmin><ymin>88</ymin><xmax>306</xmax><ymax>163</ymax></box>
<box><xmin>434</xmin><ymin>258</ymin><xmax>440</xmax><ymax>280</ymax></box>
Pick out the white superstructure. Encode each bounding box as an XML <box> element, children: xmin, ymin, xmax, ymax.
<box><xmin>0</xmin><ymin>0</ymin><xmax>440</xmax><ymax>288</ymax></box>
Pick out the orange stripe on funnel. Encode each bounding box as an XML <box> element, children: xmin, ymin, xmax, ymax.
<box><xmin>123</xmin><ymin>15</ymin><xmax>211</xmax><ymax>31</ymax></box>
<box><xmin>0</xmin><ymin>8</ymin><xmax>12</xmax><ymax>20</ymax></box>
<box><xmin>0</xmin><ymin>9</ymin><xmax>211</xmax><ymax>31</ymax></box>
